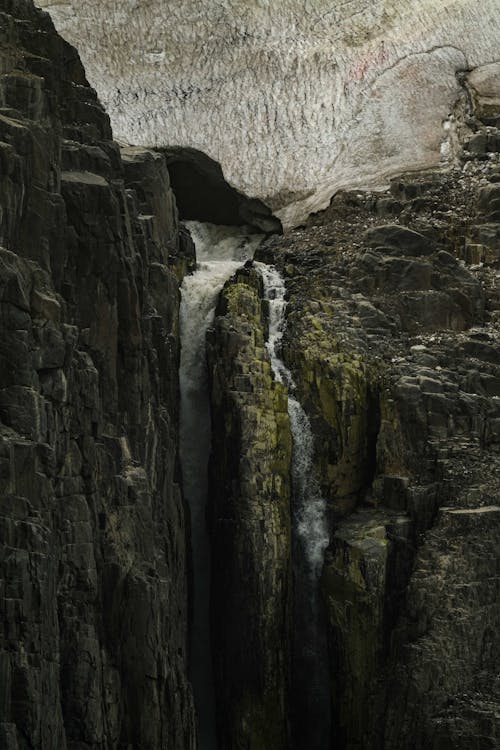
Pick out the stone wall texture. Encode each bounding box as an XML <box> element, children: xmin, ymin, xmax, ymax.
<box><xmin>1</xmin><ymin>2</ymin><xmax>499</xmax><ymax>749</ymax></box>
<box><xmin>0</xmin><ymin>2</ymin><xmax>196</xmax><ymax>747</ymax></box>
<box><xmin>207</xmin><ymin>267</ymin><xmax>292</xmax><ymax>750</ymax></box>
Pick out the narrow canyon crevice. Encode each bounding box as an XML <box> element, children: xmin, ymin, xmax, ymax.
<box><xmin>178</xmin><ymin>223</ymin><xmax>263</xmax><ymax>749</ymax></box>
<box><xmin>1</xmin><ymin>3</ymin><xmax>499</xmax><ymax>750</ymax></box>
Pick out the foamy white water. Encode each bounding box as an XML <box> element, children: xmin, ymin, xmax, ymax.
<box><xmin>257</xmin><ymin>262</ymin><xmax>331</xmax><ymax>748</ymax></box>
<box><xmin>256</xmin><ymin>262</ymin><xmax>329</xmax><ymax>576</ymax></box>
<box><xmin>179</xmin><ymin>222</ymin><xmax>262</xmax><ymax>750</ymax></box>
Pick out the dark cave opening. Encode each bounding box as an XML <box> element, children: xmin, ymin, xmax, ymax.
<box><xmin>158</xmin><ymin>146</ymin><xmax>283</xmax><ymax>234</ymax></box>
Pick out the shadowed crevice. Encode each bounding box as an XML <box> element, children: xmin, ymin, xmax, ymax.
<box><xmin>159</xmin><ymin>146</ymin><xmax>283</xmax><ymax>234</ymax></box>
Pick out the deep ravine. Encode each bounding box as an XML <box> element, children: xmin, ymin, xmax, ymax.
<box><xmin>178</xmin><ymin>223</ymin><xmax>262</xmax><ymax>748</ymax></box>
<box><xmin>256</xmin><ymin>263</ymin><xmax>331</xmax><ymax>749</ymax></box>
<box><xmin>180</xmin><ymin>242</ymin><xmax>332</xmax><ymax>748</ymax></box>
<box><xmin>2</xmin><ymin>3</ymin><xmax>500</xmax><ymax>750</ymax></box>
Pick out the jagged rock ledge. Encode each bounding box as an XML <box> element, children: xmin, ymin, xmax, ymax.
<box><xmin>253</xmin><ymin>120</ymin><xmax>500</xmax><ymax>747</ymax></box>
<box><xmin>0</xmin><ymin>2</ymin><xmax>195</xmax><ymax>747</ymax></box>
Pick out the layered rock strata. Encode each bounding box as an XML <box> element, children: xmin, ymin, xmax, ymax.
<box><xmin>0</xmin><ymin>2</ymin><xmax>195</xmax><ymax>747</ymax></box>
<box><xmin>1</xmin><ymin>2</ymin><xmax>499</xmax><ymax>749</ymax></box>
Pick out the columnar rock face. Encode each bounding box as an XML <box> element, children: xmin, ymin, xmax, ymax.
<box><xmin>384</xmin><ymin>506</ymin><xmax>500</xmax><ymax>749</ymax></box>
<box><xmin>36</xmin><ymin>0</ymin><xmax>500</xmax><ymax>225</ymax></box>
<box><xmin>0</xmin><ymin>2</ymin><xmax>195</xmax><ymax>747</ymax></box>
<box><xmin>207</xmin><ymin>267</ymin><xmax>292</xmax><ymax>750</ymax></box>
<box><xmin>2</xmin><ymin>2</ymin><xmax>500</xmax><ymax>750</ymax></box>
<box><xmin>254</xmin><ymin>97</ymin><xmax>500</xmax><ymax>746</ymax></box>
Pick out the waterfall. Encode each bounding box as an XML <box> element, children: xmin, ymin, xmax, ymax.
<box><xmin>179</xmin><ymin>222</ymin><xmax>262</xmax><ymax>750</ymax></box>
<box><xmin>256</xmin><ymin>262</ymin><xmax>329</xmax><ymax>576</ymax></box>
<box><xmin>256</xmin><ymin>261</ymin><xmax>331</xmax><ymax>750</ymax></box>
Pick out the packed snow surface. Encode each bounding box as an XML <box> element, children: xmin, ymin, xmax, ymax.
<box><xmin>37</xmin><ymin>1</ymin><xmax>500</xmax><ymax>224</ymax></box>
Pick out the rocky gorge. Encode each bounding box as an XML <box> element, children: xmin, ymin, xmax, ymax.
<box><xmin>0</xmin><ymin>1</ymin><xmax>499</xmax><ymax>750</ymax></box>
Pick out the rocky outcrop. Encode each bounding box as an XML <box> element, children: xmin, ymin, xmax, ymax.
<box><xmin>323</xmin><ymin>510</ymin><xmax>412</xmax><ymax>749</ymax></box>
<box><xmin>1</xmin><ymin>3</ymin><xmax>499</xmax><ymax>750</ymax></box>
<box><xmin>384</xmin><ymin>505</ymin><xmax>500</xmax><ymax>750</ymax></box>
<box><xmin>279</xmin><ymin>300</ymin><xmax>381</xmax><ymax>519</ymax></box>
<box><xmin>36</xmin><ymin>0</ymin><xmax>500</xmax><ymax>225</ymax></box>
<box><xmin>207</xmin><ymin>267</ymin><xmax>292</xmax><ymax>750</ymax></box>
<box><xmin>254</xmin><ymin>98</ymin><xmax>500</xmax><ymax>747</ymax></box>
<box><xmin>0</xmin><ymin>2</ymin><xmax>195</xmax><ymax>747</ymax></box>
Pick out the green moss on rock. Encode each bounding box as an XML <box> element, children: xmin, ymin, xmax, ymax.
<box><xmin>207</xmin><ymin>266</ymin><xmax>292</xmax><ymax>750</ymax></box>
<box><xmin>283</xmin><ymin>304</ymin><xmax>382</xmax><ymax>517</ymax></box>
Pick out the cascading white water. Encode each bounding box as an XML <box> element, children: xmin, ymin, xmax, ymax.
<box><xmin>179</xmin><ymin>222</ymin><xmax>262</xmax><ymax>750</ymax></box>
<box><xmin>256</xmin><ymin>261</ymin><xmax>331</xmax><ymax>749</ymax></box>
<box><xmin>256</xmin><ymin>262</ymin><xmax>329</xmax><ymax>576</ymax></box>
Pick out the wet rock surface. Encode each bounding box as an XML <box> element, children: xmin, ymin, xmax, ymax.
<box><xmin>207</xmin><ymin>266</ymin><xmax>292</xmax><ymax>750</ymax></box>
<box><xmin>1</xmin><ymin>2</ymin><xmax>499</xmax><ymax>749</ymax></box>
<box><xmin>254</xmin><ymin>106</ymin><xmax>500</xmax><ymax>747</ymax></box>
<box><xmin>0</xmin><ymin>2</ymin><xmax>195</xmax><ymax>748</ymax></box>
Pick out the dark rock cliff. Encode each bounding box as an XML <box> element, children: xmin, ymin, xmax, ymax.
<box><xmin>209</xmin><ymin>94</ymin><xmax>499</xmax><ymax>747</ymax></box>
<box><xmin>207</xmin><ymin>267</ymin><xmax>292</xmax><ymax>749</ymax></box>
<box><xmin>254</xmin><ymin>109</ymin><xmax>500</xmax><ymax>748</ymax></box>
<box><xmin>1</xmin><ymin>2</ymin><xmax>499</xmax><ymax>750</ymax></box>
<box><xmin>0</xmin><ymin>2</ymin><xmax>195</xmax><ymax>747</ymax></box>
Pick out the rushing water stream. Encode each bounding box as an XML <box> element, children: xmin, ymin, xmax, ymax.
<box><xmin>256</xmin><ymin>263</ymin><xmax>330</xmax><ymax>575</ymax></box>
<box><xmin>180</xmin><ymin>226</ymin><xmax>330</xmax><ymax>748</ymax></box>
<box><xmin>179</xmin><ymin>223</ymin><xmax>262</xmax><ymax>749</ymax></box>
<box><xmin>256</xmin><ymin>262</ymin><xmax>331</xmax><ymax>749</ymax></box>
